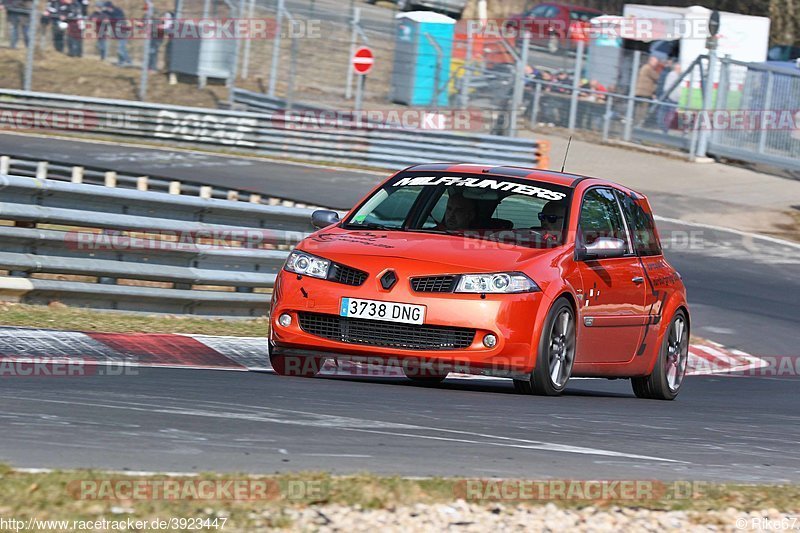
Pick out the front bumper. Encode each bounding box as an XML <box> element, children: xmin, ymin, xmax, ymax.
<box><xmin>270</xmin><ymin>270</ymin><xmax>544</xmax><ymax>375</ymax></box>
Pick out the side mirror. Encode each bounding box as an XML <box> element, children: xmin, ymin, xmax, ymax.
<box><xmin>311</xmin><ymin>209</ymin><xmax>340</xmax><ymax>229</ymax></box>
<box><xmin>577</xmin><ymin>237</ymin><xmax>626</xmax><ymax>261</ymax></box>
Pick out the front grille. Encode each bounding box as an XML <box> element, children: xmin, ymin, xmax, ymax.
<box><xmin>411</xmin><ymin>275</ymin><xmax>457</xmax><ymax>293</ymax></box>
<box><xmin>329</xmin><ymin>264</ymin><xmax>368</xmax><ymax>286</ymax></box>
<box><xmin>298</xmin><ymin>312</ymin><xmax>475</xmax><ymax>350</ymax></box>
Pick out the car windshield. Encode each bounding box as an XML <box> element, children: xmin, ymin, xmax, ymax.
<box><xmin>343</xmin><ymin>174</ymin><xmax>572</xmax><ymax>248</ymax></box>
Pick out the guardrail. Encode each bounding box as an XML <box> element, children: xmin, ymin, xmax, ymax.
<box><xmin>0</xmin><ymin>155</ymin><xmax>323</xmax><ymax>209</ymax></box>
<box><xmin>0</xmin><ymin>89</ymin><xmax>550</xmax><ymax>170</ymax></box>
<box><xmin>0</xmin><ymin>174</ymin><xmax>316</xmax><ymax>316</ymax></box>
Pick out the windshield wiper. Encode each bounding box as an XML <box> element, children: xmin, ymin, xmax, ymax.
<box><xmin>412</xmin><ymin>228</ymin><xmax>463</xmax><ymax>236</ymax></box>
<box><xmin>343</xmin><ymin>222</ymin><xmax>400</xmax><ymax>231</ymax></box>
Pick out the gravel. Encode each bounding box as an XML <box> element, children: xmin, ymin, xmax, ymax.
<box><xmin>275</xmin><ymin>501</ymin><xmax>791</xmax><ymax>532</ymax></box>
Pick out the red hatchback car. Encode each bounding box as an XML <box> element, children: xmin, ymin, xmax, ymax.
<box><xmin>506</xmin><ymin>3</ymin><xmax>603</xmax><ymax>52</ymax></box>
<box><xmin>269</xmin><ymin>164</ymin><xmax>690</xmax><ymax>400</ymax></box>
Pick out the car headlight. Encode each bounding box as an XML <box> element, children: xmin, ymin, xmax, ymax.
<box><xmin>284</xmin><ymin>251</ymin><xmax>331</xmax><ymax>279</ymax></box>
<box><xmin>454</xmin><ymin>272</ymin><xmax>539</xmax><ymax>294</ymax></box>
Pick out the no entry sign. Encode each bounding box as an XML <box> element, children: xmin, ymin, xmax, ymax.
<box><xmin>352</xmin><ymin>46</ymin><xmax>375</xmax><ymax>75</ymax></box>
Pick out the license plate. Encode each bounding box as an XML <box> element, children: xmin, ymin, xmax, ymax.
<box><xmin>340</xmin><ymin>298</ymin><xmax>425</xmax><ymax>325</ymax></box>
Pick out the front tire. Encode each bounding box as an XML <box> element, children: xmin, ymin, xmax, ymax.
<box><xmin>270</xmin><ymin>354</ymin><xmax>324</xmax><ymax>377</ymax></box>
<box><xmin>631</xmin><ymin>310</ymin><xmax>689</xmax><ymax>400</ymax></box>
<box><xmin>514</xmin><ymin>298</ymin><xmax>576</xmax><ymax>396</ymax></box>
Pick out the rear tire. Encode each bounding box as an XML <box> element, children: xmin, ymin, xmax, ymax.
<box><xmin>631</xmin><ymin>310</ymin><xmax>689</xmax><ymax>400</ymax></box>
<box><xmin>270</xmin><ymin>354</ymin><xmax>324</xmax><ymax>377</ymax></box>
<box><xmin>514</xmin><ymin>297</ymin><xmax>576</xmax><ymax>396</ymax></box>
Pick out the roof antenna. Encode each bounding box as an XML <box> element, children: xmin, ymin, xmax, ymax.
<box><xmin>560</xmin><ymin>136</ymin><xmax>573</xmax><ymax>173</ymax></box>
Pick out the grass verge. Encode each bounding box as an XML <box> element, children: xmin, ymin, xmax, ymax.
<box><xmin>0</xmin><ymin>467</ymin><xmax>798</xmax><ymax>531</ymax></box>
<box><xmin>0</xmin><ymin>302</ymin><xmax>268</xmax><ymax>337</ymax></box>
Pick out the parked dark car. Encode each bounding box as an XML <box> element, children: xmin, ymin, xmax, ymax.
<box><xmin>505</xmin><ymin>3</ymin><xmax>604</xmax><ymax>52</ymax></box>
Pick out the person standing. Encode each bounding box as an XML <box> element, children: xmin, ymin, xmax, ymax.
<box><xmin>47</xmin><ymin>0</ymin><xmax>69</xmax><ymax>52</ymax></box>
<box><xmin>658</xmin><ymin>63</ymin><xmax>682</xmax><ymax>133</ymax></box>
<box><xmin>106</xmin><ymin>1</ymin><xmax>129</xmax><ymax>65</ymax></box>
<box><xmin>4</xmin><ymin>0</ymin><xmax>30</xmax><ymax>49</ymax></box>
<box><xmin>89</xmin><ymin>0</ymin><xmax>109</xmax><ymax>59</ymax></box>
<box><xmin>62</xmin><ymin>0</ymin><xmax>82</xmax><ymax>56</ymax></box>
<box><xmin>634</xmin><ymin>55</ymin><xmax>662</xmax><ymax>126</ymax></box>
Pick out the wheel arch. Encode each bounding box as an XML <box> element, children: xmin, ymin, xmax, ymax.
<box><xmin>528</xmin><ymin>290</ymin><xmax>578</xmax><ymax>370</ymax></box>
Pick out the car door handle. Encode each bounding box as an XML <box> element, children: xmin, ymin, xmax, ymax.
<box><xmin>632</xmin><ymin>276</ymin><xmax>644</xmax><ymax>284</ymax></box>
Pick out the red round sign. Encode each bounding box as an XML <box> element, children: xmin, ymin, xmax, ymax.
<box><xmin>352</xmin><ymin>46</ymin><xmax>375</xmax><ymax>75</ymax></box>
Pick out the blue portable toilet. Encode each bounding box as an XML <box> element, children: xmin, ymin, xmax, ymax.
<box><xmin>390</xmin><ymin>11</ymin><xmax>456</xmax><ymax>106</ymax></box>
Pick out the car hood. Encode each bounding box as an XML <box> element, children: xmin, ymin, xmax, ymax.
<box><xmin>299</xmin><ymin>228</ymin><xmax>559</xmax><ymax>272</ymax></box>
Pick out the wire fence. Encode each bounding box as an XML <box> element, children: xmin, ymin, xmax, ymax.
<box><xmin>3</xmin><ymin>1</ymin><xmax>799</xmax><ymax>172</ymax></box>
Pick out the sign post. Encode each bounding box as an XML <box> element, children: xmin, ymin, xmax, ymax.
<box><xmin>351</xmin><ymin>46</ymin><xmax>374</xmax><ymax>112</ymax></box>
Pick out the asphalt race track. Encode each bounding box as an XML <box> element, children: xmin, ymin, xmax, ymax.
<box><xmin>0</xmin><ymin>134</ymin><xmax>379</xmax><ymax>209</ymax></box>
<box><xmin>0</xmin><ymin>133</ymin><xmax>799</xmax><ymax>480</ymax></box>
<box><xmin>0</xmin><ymin>369</ymin><xmax>798</xmax><ymax>482</ymax></box>
<box><xmin>1</xmin><ymin>132</ymin><xmax>797</xmax><ymax>354</ymax></box>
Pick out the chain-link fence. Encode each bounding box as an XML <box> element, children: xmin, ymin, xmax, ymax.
<box><xmin>3</xmin><ymin>1</ymin><xmax>799</xmax><ymax>173</ymax></box>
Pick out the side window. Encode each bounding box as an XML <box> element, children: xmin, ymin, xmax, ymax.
<box><xmin>579</xmin><ymin>188</ymin><xmax>630</xmax><ymax>253</ymax></box>
<box><xmin>616</xmin><ymin>192</ymin><xmax>663</xmax><ymax>256</ymax></box>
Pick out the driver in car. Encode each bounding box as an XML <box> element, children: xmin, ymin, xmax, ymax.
<box><xmin>442</xmin><ymin>191</ymin><xmax>477</xmax><ymax>230</ymax></box>
<box><xmin>538</xmin><ymin>201</ymin><xmax>567</xmax><ymax>243</ymax></box>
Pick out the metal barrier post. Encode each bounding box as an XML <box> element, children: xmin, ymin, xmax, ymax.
<box><xmin>509</xmin><ymin>31</ymin><xmax>530</xmax><ymax>137</ymax></box>
<box><xmin>345</xmin><ymin>6</ymin><xmax>361</xmax><ymax>99</ymax></box>
<box><xmin>354</xmin><ymin>72</ymin><xmax>365</xmax><ymax>112</ymax></box>
<box><xmin>425</xmin><ymin>32</ymin><xmax>444</xmax><ymax>112</ymax></box>
<box><xmin>697</xmin><ymin>50</ymin><xmax>718</xmax><ymax>158</ymax></box>
<box><xmin>286</xmin><ymin>21</ymin><xmax>299</xmax><ymax>111</ymax></box>
<box><xmin>228</xmin><ymin>0</ymin><xmax>246</xmax><ymax>103</ymax></box>
<box><xmin>241</xmin><ymin>0</ymin><xmax>256</xmax><ymax>79</ymax></box>
<box><xmin>623</xmin><ymin>50</ymin><xmax>641</xmax><ymax>141</ymax></box>
<box><xmin>458</xmin><ymin>32</ymin><xmax>473</xmax><ymax>110</ymax></box>
<box><xmin>602</xmin><ymin>95</ymin><xmax>613</xmax><ymax>142</ymax></box>
<box><xmin>139</xmin><ymin>0</ymin><xmax>154</xmax><ymax>101</ymax></box>
<box><xmin>757</xmin><ymin>71</ymin><xmax>774</xmax><ymax>155</ymax></box>
<box><xmin>716</xmin><ymin>55</ymin><xmax>731</xmax><ymax>111</ymax></box>
<box><xmin>567</xmin><ymin>39</ymin><xmax>585</xmax><ymax>133</ymax></box>
<box><xmin>530</xmin><ymin>82</ymin><xmax>542</xmax><ymax>126</ymax></box>
<box><xmin>23</xmin><ymin>0</ymin><xmax>40</xmax><ymax>91</ymax></box>
<box><xmin>267</xmin><ymin>0</ymin><xmax>285</xmax><ymax>97</ymax></box>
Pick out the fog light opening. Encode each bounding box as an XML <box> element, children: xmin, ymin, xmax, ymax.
<box><xmin>483</xmin><ymin>334</ymin><xmax>498</xmax><ymax>348</ymax></box>
<box><xmin>278</xmin><ymin>313</ymin><xmax>292</xmax><ymax>327</ymax></box>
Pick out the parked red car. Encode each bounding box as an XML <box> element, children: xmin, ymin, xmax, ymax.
<box><xmin>505</xmin><ymin>3</ymin><xmax>604</xmax><ymax>52</ymax></box>
<box><xmin>269</xmin><ymin>164</ymin><xmax>690</xmax><ymax>400</ymax></box>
